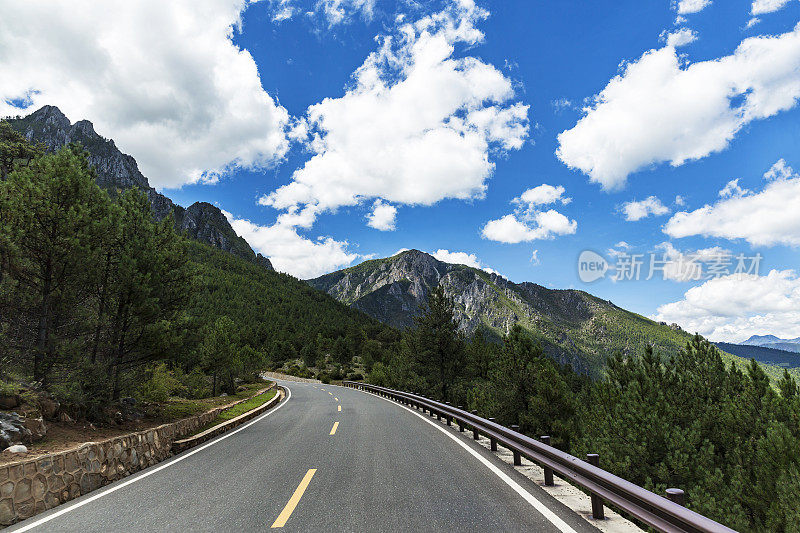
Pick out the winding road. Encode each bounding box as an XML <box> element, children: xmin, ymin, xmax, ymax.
<box><xmin>8</xmin><ymin>380</ymin><xmax>599</xmax><ymax>532</ymax></box>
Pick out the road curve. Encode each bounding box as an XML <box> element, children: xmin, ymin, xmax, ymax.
<box><xmin>8</xmin><ymin>380</ymin><xmax>600</xmax><ymax>532</ymax></box>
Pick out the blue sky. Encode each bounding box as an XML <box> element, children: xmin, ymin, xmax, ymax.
<box><xmin>2</xmin><ymin>0</ymin><xmax>800</xmax><ymax>341</ymax></box>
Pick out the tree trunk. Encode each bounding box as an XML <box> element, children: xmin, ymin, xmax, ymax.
<box><xmin>91</xmin><ymin>252</ymin><xmax>113</xmax><ymax>364</ymax></box>
<box><xmin>34</xmin><ymin>259</ymin><xmax>53</xmax><ymax>383</ymax></box>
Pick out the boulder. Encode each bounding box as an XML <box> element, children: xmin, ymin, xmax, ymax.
<box><xmin>4</xmin><ymin>444</ymin><xmax>28</xmax><ymax>454</ymax></box>
<box><xmin>22</xmin><ymin>417</ymin><xmax>47</xmax><ymax>441</ymax></box>
<box><xmin>118</xmin><ymin>398</ymin><xmax>143</xmax><ymax>422</ymax></box>
<box><xmin>0</xmin><ymin>394</ymin><xmax>19</xmax><ymax>410</ymax></box>
<box><xmin>0</xmin><ymin>412</ymin><xmax>32</xmax><ymax>448</ymax></box>
<box><xmin>38</xmin><ymin>397</ymin><xmax>60</xmax><ymax>420</ymax></box>
<box><xmin>58</xmin><ymin>412</ymin><xmax>74</xmax><ymax>424</ymax></box>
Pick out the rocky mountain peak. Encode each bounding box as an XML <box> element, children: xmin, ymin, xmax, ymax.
<box><xmin>309</xmin><ymin>252</ymin><xmax>695</xmax><ymax>376</ymax></box>
<box><xmin>6</xmin><ymin>105</ymin><xmax>272</xmax><ymax>271</ymax></box>
<box><xmin>73</xmin><ymin>119</ymin><xmax>98</xmax><ymax>137</ymax></box>
<box><xmin>26</xmin><ymin>105</ymin><xmax>70</xmax><ymax>127</ymax></box>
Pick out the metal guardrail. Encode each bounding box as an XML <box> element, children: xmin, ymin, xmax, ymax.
<box><xmin>343</xmin><ymin>381</ymin><xmax>737</xmax><ymax>533</ymax></box>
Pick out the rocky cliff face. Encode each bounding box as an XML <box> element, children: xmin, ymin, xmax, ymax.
<box><xmin>7</xmin><ymin>106</ymin><xmax>272</xmax><ymax>270</ymax></box>
<box><xmin>309</xmin><ymin>250</ymin><xmax>693</xmax><ymax>375</ymax></box>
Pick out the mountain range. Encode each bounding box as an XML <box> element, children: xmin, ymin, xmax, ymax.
<box><xmin>740</xmin><ymin>334</ymin><xmax>800</xmax><ymax>353</ymax></box>
<box><xmin>715</xmin><ymin>342</ymin><xmax>800</xmax><ymax>369</ymax></box>
<box><xmin>6</xmin><ymin>105</ymin><xmax>790</xmax><ymax>380</ymax></box>
<box><xmin>5</xmin><ymin>106</ymin><xmax>273</xmax><ymax>270</ymax></box>
<box><xmin>309</xmin><ymin>249</ymin><xmax>697</xmax><ymax>376</ymax></box>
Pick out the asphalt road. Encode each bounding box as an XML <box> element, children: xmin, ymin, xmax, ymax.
<box><xmin>9</xmin><ymin>380</ymin><xmax>600</xmax><ymax>532</ymax></box>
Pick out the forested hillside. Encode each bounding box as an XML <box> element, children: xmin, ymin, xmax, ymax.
<box><xmin>4</xmin><ymin>106</ymin><xmax>272</xmax><ymax>269</ymax></box>
<box><xmin>311</xmin><ymin>250</ymin><xmax>764</xmax><ymax>377</ymax></box>
<box><xmin>366</xmin><ymin>288</ymin><xmax>800</xmax><ymax>532</ymax></box>
<box><xmin>717</xmin><ymin>342</ymin><xmax>800</xmax><ymax>370</ymax></box>
<box><xmin>0</xmin><ymin>135</ymin><xmax>394</xmax><ymax>420</ymax></box>
<box><xmin>3</xmin><ymin>113</ymin><xmax>798</xmax><ymax>533</ymax></box>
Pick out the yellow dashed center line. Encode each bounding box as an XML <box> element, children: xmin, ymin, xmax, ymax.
<box><xmin>334</xmin><ymin>397</ymin><xmax>338</xmax><ymax>401</ymax></box>
<box><xmin>271</xmin><ymin>468</ymin><xmax>317</xmax><ymax>528</ymax></box>
<box><xmin>337</xmin><ymin>405</ymin><xmax>341</xmax><ymax>412</ymax></box>
<box><xmin>329</xmin><ymin>421</ymin><xmax>339</xmax><ymax>435</ymax></box>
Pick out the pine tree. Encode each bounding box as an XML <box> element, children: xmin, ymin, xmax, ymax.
<box><xmin>412</xmin><ymin>285</ymin><xmax>464</xmax><ymax>402</ymax></box>
<box><xmin>0</xmin><ymin>145</ymin><xmax>111</xmax><ymax>384</ymax></box>
<box><xmin>201</xmin><ymin>316</ymin><xmax>241</xmax><ymax>395</ymax></box>
<box><xmin>96</xmin><ymin>189</ymin><xmax>193</xmax><ymax>399</ymax></box>
<box><xmin>0</xmin><ymin>120</ymin><xmax>44</xmax><ymax>178</ymax></box>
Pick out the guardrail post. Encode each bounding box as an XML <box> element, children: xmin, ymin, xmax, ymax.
<box><xmin>471</xmin><ymin>410</ymin><xmax>479</xmax><ymax>440</ymax></box>
<box><xmin>541</xmin><ymin>436</ymin><xmax>554</xmax><ymax>486</ymax></box>
<box><xmin>458</xmin><ymin>407</ymin><xmax>465</xmax><ymax>432</ymax></box>
<box><xmin>489</xmin><ymin>418</ymin><xmax>497</xmax><ymax>451</ymax></box>
<box><xmin>445</xmin><ymin>402</ymin><xmax>452</xmax><ymax>426</ymax></box>
<box><xmin>666</xmin><ymin>488</ymin><xmax>685</xmax><ymax>506</ymax></box>
<box><xmin>511</xmin><ymin>425</ymin><xmax>522</xmax><ymax>465</ymax></box>
<box><xmin>587</xmin><ymin>454</ymin><xmax>604</xmax><ymax>519</ymax></box>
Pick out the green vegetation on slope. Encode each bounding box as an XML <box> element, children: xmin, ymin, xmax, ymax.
<box><xmin>0</xmin><ymin>131</ymin><xmax>396</xmax><ymax>422</ymax></box>
<box><xmin>311</xmin><ymin>250</ymin><xmax>780</xmax><ymax>379</ymax></box>
<box><xmin>187</xmin><ymin>387</ymin><xmax>278</xmax><ymax>437</ymax></box>
<box><xmin>367</xmin><ymin>291</ymin><xmax>800</xmax><ymax>532</ymax></box>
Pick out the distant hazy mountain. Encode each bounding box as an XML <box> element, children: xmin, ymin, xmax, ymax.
<box><xmin>308</xmin><ymin>249</ymin><xmax>696</xmax><ymax>376</ymax></box>
<box><xmin>741</xmin><ymin>334</ymin><xmax>800</xmax><ymax>353</ymax></box>
<box><xmin>6</xmin><ymin>105</ymin><xmax>272</xmax><ymax>270</ymax></box>
<box><xmin>716</xmin><ymin>342</ymin><xmax>800</xmax><ymax>369</ymax></box>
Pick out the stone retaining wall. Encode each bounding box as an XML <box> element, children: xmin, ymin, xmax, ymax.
<box><xmin>171</xmin><ymin>388</ymin><xmax>282</xmax><ymax>454</ymax></box>
<box><xmin>0</xmin><ymin>383</ymin><xmax>276</xmax><ymax>528</ymax></box>
<box><xmin>261</xmin><ymin>371</ymin><xmax>320</xmax><ymax>383</ymax></box>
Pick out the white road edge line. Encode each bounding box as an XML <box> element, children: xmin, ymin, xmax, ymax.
<box><xmin>361</xmin><ymin>389</ymin><xmax>578</xmax><ymax>533</ymax></box>
<box><xmin>11</xmin><ymin>386</ymin><xmax>293</xmax><ymax>532</ymax></box>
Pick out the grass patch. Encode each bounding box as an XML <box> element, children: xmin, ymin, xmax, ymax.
<box><xmin>186</xmin><ymin>388</ymin><xmax>277</xmax><ymax>437</ymax></box>
<box><xmin>160</xmin><ymin>382</ymin><xmax>269</xmax><ymax>421</ymax></box>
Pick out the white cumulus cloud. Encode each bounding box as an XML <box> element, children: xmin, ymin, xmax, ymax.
<box><xmin>718</xmin><ymin>178</ymin><xmax>750</xmax><ymax>199</ymax></box>
<box><xmin>431</xmin><ymin>249</ymin><xmax>498</xmax><ymax>274</ymax></box>
<box><xmin>662</xmin><ymin>28</ymin><xmax>699</xmax><ymax>47</ymax></box>
<box><xmin>664</xmin><ymin>159</ymin><xmax>800</xmax><ymax>246</ymax></box>
<box><xmin>223</xmin><ymin>211</ymin><xmax>358</xmax><ymax>279</ymax></box>
<box><xmin>366</xmin><ymin>200</ymin><xmax>398</xmax><ymax>231</ymax></box>
<box><xmin>652</xmin><ymin>242</ymin><xmax>732</xmax><ymax>282</ymax></box>
<box><xmin>653</xmin><ymin>269</ymin><xmax>800</xmax><ymax>342</ymax></box>
<box><xmin>752</xmin><ymin>0</ymin><xmax>794</xmax><ymax>15</ymax></box>
<box><xmin>516</xmin><ymin>184</ymin><xmax>571</xmax><ymax>206</ymax></box>
<box><xmin>482</xmin><ymin>211</ymin><xmax>577</xmax><ymax>244</ymax></box>
<box><xmin>746</xmin><ymin>17</ymin><xmax>762</xmax><ymax>29</ymax></box>
<box><xmin>0</xmin><ymin>0</ymin><xmax>290</xmax><ymax>189</ymax></box>
<box><xmin>675</xmin><ymin>0</ymin><xmax>712</xmax><ymax>14</ymax></box>
<box><xmin>556</xmin><ymin>23</ymin><xmax>800</xmax><ymax>189</ymax></box>
<box><xmin>269</xmin><ymin>0</ymin><xmax>297</xmax><ymax>22</ymax></box>
<box><xmin>621</xmin><ymin>196</ymin><xmax>670</xmax><ymax>221</ymax></box>
<box><xmin>259</xmin><ymin>0</ymin><xmax>529</xmax><ymax>228</ymax></box>
<box><xmin>483</xmin><ymin>184</ymin><xmax>577</xmax><ymax>244</ymax></box>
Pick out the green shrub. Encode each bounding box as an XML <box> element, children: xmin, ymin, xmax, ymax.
<box><xmin>137</xmin><ymin>363</ymin><xmax>182</xmax><ymax>403</ymax></box>
<box><xmin>180</xmin><ymin>367</ymin><xmax>210</xmax><ymax>399</ymax></box>
<box><xmin>0</xmin><ymin>381</ymin><xmax>20</xmax><ymax>396</ymax></box>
